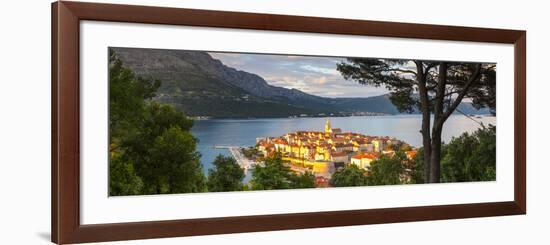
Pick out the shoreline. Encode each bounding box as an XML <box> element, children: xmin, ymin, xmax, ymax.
<box><xmin>191</xmin><ymin>114</ymin><xmax>496</xmax><ymax>121</ymax></box>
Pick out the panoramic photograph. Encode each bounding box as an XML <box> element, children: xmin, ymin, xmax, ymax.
<box><xmin>108</xmin><ymin>47</ymin><xmax>496</xmax><ymax>196</ymax></box>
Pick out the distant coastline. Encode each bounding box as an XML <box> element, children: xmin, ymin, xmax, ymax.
<box><xmin>113</xmin><ymin>48</ymin><xmax>493</xmax><ymax>120</ymax></box>
<box><xmin>189</xmin><ymin>113</ymin><xmax>495</xmax><ymax>121</ymax></box>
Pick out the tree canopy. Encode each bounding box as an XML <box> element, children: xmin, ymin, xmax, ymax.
<box><xmin>250</xmin><ymin>156</ymin><xmax>315</xmax><ymax>190</ymax></box>
<box><xmin>337</xmin><ymin>59</ymin><xmax>496</xmax><ymax>114</ymax></box>
<box><xmin>440</xmin><ymin>125</ymin><xmax>496</xmax><ymax>182</ymax></box>
<box><xmin>412</xmin><ymin>125</ymin><xmax>496</xmax><ymax>183</ymax></box>
<box><xmin>367</xmin><ymin>152</ymin><xmax>407</xmax><ymax>186</ymax></box>
<box><xmin>108</xmin><ymin>48</ymin><xmax>160</xmax><ymax>140</ymax></box>
<box><xmin>207</xmin><ymin>155</ymin><xmax>246</xmax><ymax>192</ymax></box>
<box><xmin>109</xmin><ymin>153</ymin><xmax>144</xmax><ymax>196</ymax></box>
<box><xmin>337</xmin><ymin>58</ymin><xmax>496</xmax><ymax>183</ymax></box>
<box><xmin>330</xmin><ymin>164</ymin><xmax>369</xmax><ymax>187</ymax></box>
<box><xmin>108</xmin><ymin>49</ymin><xmax>206</xmax><ymax>195</ymax></box>
<box><xmin>288</xmin><ymin>171</ymin><xmax>316</xmax><ymax>189</ymax></box>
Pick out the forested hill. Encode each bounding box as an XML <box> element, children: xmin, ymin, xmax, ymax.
<box><xmin>112</xmin><ymin>47</ymin><xmax>490</xmax><ymax>118</ymax></box>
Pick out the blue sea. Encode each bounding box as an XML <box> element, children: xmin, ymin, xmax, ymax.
<box><xmin>190</xmin><ymin>114</ymin><xmax>496</xmax><ymax>173</ymax></box>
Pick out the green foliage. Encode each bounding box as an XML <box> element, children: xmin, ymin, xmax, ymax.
<box><xmin>336</xmin><ymin>59</ymin><xmax>496</xmax><ymax>114</ymax></box>
<box><xmin>411</xmin><ymin>126</ymin><xmax>496</xmax><ymax>183</ymax></box>
<box><xmin>144</xmin><ymin>126</ymin><xmax>206</xmax><ymax>194</ymax></box>
<box><xmin>119</xmin><ymin>103</ymin><xmax>206</xmax><ymax>195</ymax></box>
<box><xmin>289</xmin><ymin>171</ymin><xmax>316</xmax><ymax>189</ymax></box>
<box><xmin>367</xmin><ymin>152</ymin><xmax>406</xmax><ymax>185</ymax></box>
<box><xmin>330</xmin><ymin>164</ymin><xmax>369</xmax><ymax>187</ymax></box>
<box><xmin>142</xmin><ymin>102</ymin><xmax>195</xmax><ymax>134</ymax></box>
<box><xmin>250</xmin><ymin>157</ymin><xmax>291</xmax><ymax>190</ymax></box>
<box><xmin>440</xmin><ymin>125</ymin><xmax>496</xmax><ymax>182</ymax></box>
<box><xmin>331</xmin><ymin>153</ymin><xmax>409</xmax><ymax>187</ymax></box>
<box><xmin>250</xmin><ymin>156</ymin><xmax>315</xmax><ymax>190</ymax></box>
<box><xmin>337</xmin><ymin>58</ymin><xmax>496</xmax><ymax>183</ymax></box>
<box><xmin>108</xmin><ymin>49</ymin><xmax>206</xmax><ymax>196</ymax></box>
<box><xmin>207</xmin><ymin>155</ymin><xmax>245</xmax><ymax>192</ymax></box>
<box><xmin>109</xmin><ymin>154</ymin><xmax>143</xmax><ymax>196</ymax></box>
<box><xmin>337</xmin><ymin>58</ymin><xmax>418</xmax><ymax>113</ymax></box>
<box><xmin>410</xmin><ymin>148</ymin><xmax>426</xmax><ymax>184</ymax></box>
<box><xmin>109</xmin><ymin>48</ymin><xmax>160</xmax><ymax>139</ymax></box>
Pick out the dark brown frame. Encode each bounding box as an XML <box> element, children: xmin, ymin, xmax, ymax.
<box><xmin>51</xmin><ymin>1</ymin><xmax>526</xmax><ymax>244</ymax></box>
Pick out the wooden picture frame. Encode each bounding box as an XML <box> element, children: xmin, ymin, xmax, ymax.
<box><xmin>51</xmin><ymin>1</ymin><xmax>526</xmax><ymax>244</ymax></box>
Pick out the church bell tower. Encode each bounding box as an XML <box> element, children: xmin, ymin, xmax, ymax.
<box><xmin>325</xmin><ymin>118</ymin><xmax>332</xmax><ymax>134</ymax></box>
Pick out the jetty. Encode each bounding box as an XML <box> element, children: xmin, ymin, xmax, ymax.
<box><xmin>213</xmin><ymin>145</ymin><xmax>256</xmax><ymax>171</ymax></box>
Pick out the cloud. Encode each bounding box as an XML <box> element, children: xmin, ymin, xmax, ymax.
<box><xmin>300</xmin><ymin>65</ymin><xmax>340</xmax><ymax>75</ymax></box>
<box><xmin>312</xmin><ymin>76</ymin><xmax>328</xmax><ymax>85</ymax></box>
<box><xmin>208</xmin><ymin>52</ymin><xmax>390</xmax><ymax>98</ymax></box>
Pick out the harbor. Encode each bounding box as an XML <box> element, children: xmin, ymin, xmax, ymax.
<box><xmin>213</xmin><ymin>145</ymin><xmax>256</xmax><ymax>171</ymax></box>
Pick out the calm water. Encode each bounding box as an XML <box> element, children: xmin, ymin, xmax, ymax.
<box><xmin>191</xmin><ymin>114</ymin><xmax>496</xmax><ymax>173</ymax></box>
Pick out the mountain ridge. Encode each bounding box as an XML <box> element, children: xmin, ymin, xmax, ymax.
<box><xmin>111</xmin><ymin>47</ymin><xmax>490</xmax><ymax>118</ymax></box>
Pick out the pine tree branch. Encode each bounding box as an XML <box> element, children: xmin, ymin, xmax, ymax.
<box><xmin>439</xmin><ymin>64</ymin><xmax>482</xmax><ymax>124</ymax></box>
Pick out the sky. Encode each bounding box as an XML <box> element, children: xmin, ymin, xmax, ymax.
<box><xmin>208</xmin><ymin>52</ymin><xmax>390</xmax><ymax>98</ymax></box>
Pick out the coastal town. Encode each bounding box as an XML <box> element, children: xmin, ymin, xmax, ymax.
<box><xmin>246</xmin><ymin>119</ymin><xmax>417</xmax><ymax>187</ymax></box>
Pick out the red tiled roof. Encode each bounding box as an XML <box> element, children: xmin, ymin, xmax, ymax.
<box><xmin>352</xmin><ymin>153</ymin><xmax>380</xmax><ymax>160</ymax></box>
<box><xmin>260</xmin><ymin>142</ymin><xmax>274</xmax><ymax>147</ymax></box>
<box><xmin>274</xmin><ymin>139</ymin><xmax>287</xmax><ymax>145</ymax></box>
<box><xmin>406</xmin><ymin>150</ymin><xmax>417</xmax><ymax>159</ymax></box>
<box><xmin>330</xmin><ymin>152</ymin><xmax>347</xmax><ymax>157</ymax></box>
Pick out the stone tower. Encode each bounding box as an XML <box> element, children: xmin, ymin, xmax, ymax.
<box><xmin>325</xmin><ymin>118</ymin><xmax>332</xmax><ymax>134</ymax></box>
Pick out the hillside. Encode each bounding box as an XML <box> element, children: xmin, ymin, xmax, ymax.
<box><xmin>112</xmin><ymin>47</ymin><xmax>489</xmax><ymax>118</ymax></box>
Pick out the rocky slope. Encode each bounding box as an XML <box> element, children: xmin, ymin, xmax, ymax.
<box><xmin>112</xmin><ymin>47</ymin><xmax>489</xmax><ymax>118</ymax></box>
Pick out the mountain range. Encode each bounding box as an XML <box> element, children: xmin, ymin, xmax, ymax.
<box><xmin>112</xmin><ymin>47</ymin><xmax>490</xmax><ymax>118</ymax></box>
